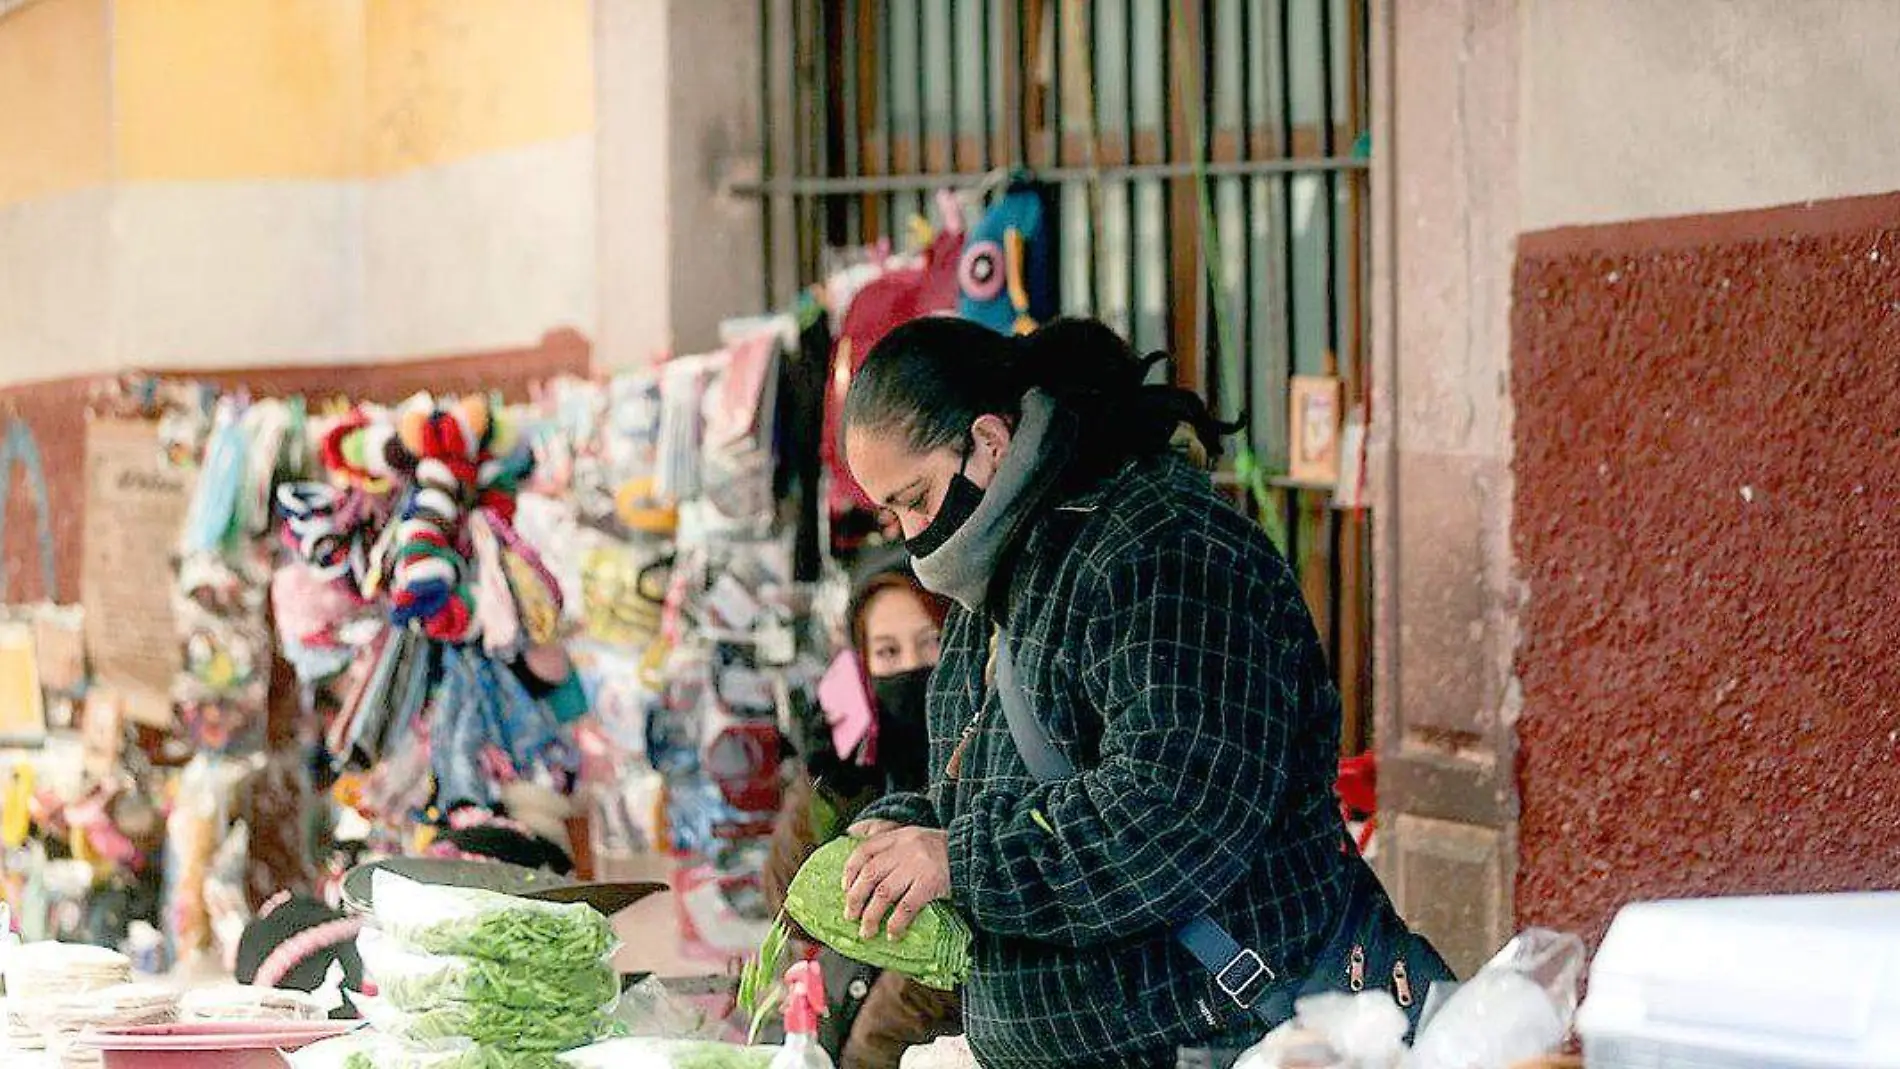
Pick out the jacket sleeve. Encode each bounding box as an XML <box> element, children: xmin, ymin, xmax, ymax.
<box><xmin>944</xmin><ymin>527</ymin><xmax>1310</xmax><ymax>948</ymax></box>
<box><xmin>763</xmin><ymin>774</ymin><xmax>821</xmax><ymax>942</ymax></box>
<box><xmin>854</xmin><ymin>790</ymin><xmax>941</xmax><ymax>829</ymax></box>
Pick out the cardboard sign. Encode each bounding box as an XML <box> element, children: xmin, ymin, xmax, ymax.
<box><xmin>80</xmin><ymin>418</ymin><xmax>193</xmax><ymax>728</ymax></box>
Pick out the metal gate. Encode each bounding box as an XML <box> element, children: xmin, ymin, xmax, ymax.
<box><xmin>752</xmin><ymin>0</ymin><xmax>1375</xmax><ymax>752</ymax></box>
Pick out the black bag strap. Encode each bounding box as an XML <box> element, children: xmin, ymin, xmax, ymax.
<box><xmin>992</xmin><ymin>638</ymin><xmax>1294</xmax><ymax>1024</ymax></box>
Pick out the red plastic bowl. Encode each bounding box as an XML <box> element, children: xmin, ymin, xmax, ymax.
<box><xmin>76</xmin><ymin>1020</ymin><xmax>359</xmax><ymax>1069</ymax></box>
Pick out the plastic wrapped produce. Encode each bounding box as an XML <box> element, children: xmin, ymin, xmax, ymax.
<box><xmin>358</xmin><ymin>991</ymin><xmax>608</xmax><ymax>1053</ymax></box>
<box><xmin>370</xmin><ymin>871</ymin><xmax>617</xmax><ymax>965</ymax></box>
<box><xmin>560</xmin><ymin>1038</ymin><xmax>781</xmax><ymax>1069</ymax></box>
<box><xmin>290</xmin><ymin>1033</ymin><xmax>565</xmax><ymax>1069</ymax></box>
<box><xmin>357</xmin><ymin>929</ymin><xmax>619</xmax><ymax>1015</ymax></box>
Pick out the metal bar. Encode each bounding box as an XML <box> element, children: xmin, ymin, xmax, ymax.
<box><xmin>884</xmin><ymin>3</ymin><xmax>898</xmax><ymax>243</ymax></box>
<box><xmin>1084</xmin><ymin>1</ymin><xmax>1102</xmax><ymax>313</ymax></box>
<box><xmin>1050</xmin><ymin>0</ymin><xmax>1064</xmax><ymax>166</ymax></box>
<box><xmin>1278</xmin><ymin>0</ymin><xmax>1297</xmax><ymax>374</ymax></box>
<box><xmin>1320</xmin><ymin>0</ymin><xmax>1340</xmax><ymax>362</ymax></box>
<box><xmin>822</xmin><ymin>0</ymin><xmax>849</xmax><ymax>249</ymax></box>
<box><xmin>1160</xmin><ymin>0</ymin><xmax>1176</xmax><ymax>361</ymax></box>
<box><xmin>791</xmin><ymin>0</ymin><xmax>805</xmax><ymax>278</ymax></box>
<box><xmin>1122</xmin><ymin>0</ymin><xmax>1139</xmax><ymax>346</ymax></box>
<box><xmin>844</xmin><ymin>0</ymin><xmax>863</xmax><ymax>249</ymax></box>
<box><xmin>1200</xmin><ymin>0</ymin><xmax>1218</xmax><ymax>402</ymax></box>
<box><xmin>1122</xmin><ymin>0</ymin><xmax>1137</xmax><ymax>165</ymax></box>
<box><xmin>1239</xmin><ymin>0</ymin><xmax>1259</xmax><ymax>433</ymax></box>
<box><xmin>982</xmin><ymin>0</ymin><xmax>995</xmax><ymax>167</ymax></box>
<box><xmin>949</xmin><ymin>0</ymin><xmax>964</xmax><ymax>171</ymax></box>
<box><xmin>916</xmin><ymin>0</ymin><xmax>931</xmax><ymax>173</ymax></box>
<box><xmin>1015</xmin><ymin>0</ymin><xmax>1031</xmax><ymax>165</ymax></box>
<box><xmin>731</xmin><ymin>156</ymin><xmax>1366</xmax><ymax>197</ymax></box>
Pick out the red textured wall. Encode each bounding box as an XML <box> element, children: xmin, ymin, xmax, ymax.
<box><xmin>0</xmin><ymin>329</ymin><xmax>590</xmax><ymax>608</ymax></box>
<box><xmin>1512</xmin><ymin>192</ymin><xmax>1900</xmax><ymax>946</ymax></box>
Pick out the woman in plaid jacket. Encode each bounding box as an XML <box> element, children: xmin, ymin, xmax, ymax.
<box><xmin>832</xmin><ymin>317</ymin><xmax>1447</xmax><ymax>1068</ymax></box>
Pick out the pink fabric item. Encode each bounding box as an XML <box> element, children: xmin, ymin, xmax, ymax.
<box><xmin>469</xmin><ymin>512</ymin><xmax>521</xmax><ymax>655</ymax></box>
<box><xmin>817</xmin><ymin>649</ymin><xmax>876</xmax><ymax>761</ymax></box>
<box><xmin>711</xmin><ymin>330</ymin><xmax>779</xmax><ymax>447</ymax></box>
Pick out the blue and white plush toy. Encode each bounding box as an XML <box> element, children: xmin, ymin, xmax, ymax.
<box><xmin>957</xmin><ymin>177</ymin><xmax>1059</xmax><ymax>335</ymax></box>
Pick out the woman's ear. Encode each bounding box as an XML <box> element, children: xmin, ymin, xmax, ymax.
<box><xmin>967</xmin><ymin>414</ymin><xmax>1014</xmax><ymax>484</ymax></box>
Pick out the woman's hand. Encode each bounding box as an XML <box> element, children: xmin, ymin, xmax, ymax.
<box><xmin>842</xmin><ymin>825</ymin><xmax>950</xmax><ymax>940</ymax></box>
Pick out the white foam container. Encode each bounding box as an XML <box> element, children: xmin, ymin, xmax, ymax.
<box><xmin>1579</xmin><ymin>893</ymin><xmax>1900</xmax><ymax>1069</ymax></box>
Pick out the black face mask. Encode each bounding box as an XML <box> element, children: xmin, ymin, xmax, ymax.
<box><xmin>871</xmin><ymin>667</ymin><xmax>933</xmax><ymax>792</ymax></box>
<box><xmin>904</xmin><ymin>447</ymin><xmax>985</xmax><ymax>559</ymax></box>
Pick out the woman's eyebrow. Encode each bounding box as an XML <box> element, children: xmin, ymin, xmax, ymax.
<box><xmin>880</xmin><ymin>477</ymin><xmax>925</xmax><ymax>509</ymax></box>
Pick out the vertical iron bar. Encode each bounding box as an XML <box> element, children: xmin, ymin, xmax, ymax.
<box><xmin>1277</xmin><ymin>0</ymin><xmax>1298</xmax><ymax>563</ymax></box>
<box><xmin>792</xmin><ymin>0</ymin><xmax>805</xmax><ymax>281</ymax></box>
<box><xmin>1015</xmin><ymin>0</ymin><xmax>1031</xmax><ymax>165</ymax></box>
<box><xmin>1277</xmin><ymin>0</ymin><xmax>1296</xmax><ymax>369</ymax></box>
<box><xmin>1050</xmin><ymin>0</ymin><xmax>1064</xmax><ymax>166</ymax></box>
<box><xmin>1199</xmin><ymin>0</ymin><xmax>1217</xmax><ymax>405</ymax></box>
<box><xmin>1122</xmin><ymin>0</ymin><xmax>1139</xmax><ymax>346</ymax></box>
<box><xmin>916</xmin><ymin>0</ymin><xmax>931</xmax><ymax>174</ymax></box>
<box><xmin>1318</xmin><ymin>0</ymin><xmax>1344</xmax><ymax>681</ymax></box>
<box><xmin>1239</xmin><ymin>0</ymin><xmax>1258</xmax><ymax>434</ymax></box>
<box><xmin>1122</xmin><ymin>0</ymin><xmax>1137</xmax><ymax>165</ymax></box>
<box><xmin>981</xmin><ymin>0</ymin><xmax>995</xmax><ymax>168</ymax></box>
<box><xmin>1159</xmin><ymin>0</ymin><xmax>1174</xmax><ymax>361</ymax></box>
<box><xmin>845</xmin><ymin>0</ymin><xmax>863</xmax><ymax>249</ymax></box>
<box><xmin>884</xmin><ymin>4</ymin><xmax>898</xmax><ymax>243</ymax></box>
<box><xmin>1085</xmin><ymin>2</ymin><xmax>1102</xmax><ymax>314</ymax></box>
<box><xmin>949</xmin><ymin>0</ymin><xmax>964</xmax><ymax>171</ymax></box>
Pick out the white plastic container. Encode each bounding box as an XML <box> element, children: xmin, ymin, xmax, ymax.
<box><xmin>1579</xmin><ymin>892</ymin><xmax>1900</xmax><ymax>1069</ymax></box>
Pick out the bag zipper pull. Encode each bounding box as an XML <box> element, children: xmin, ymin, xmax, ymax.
<box><xmin>1349</xmin><ymin>945</ymin><xmax>1366</xmax><ymax>992</ymax></box>
<box><xmin>1393</xmin><ymin>959</ymin><xmax>1413</xmax><ymax>1007</ymax></box>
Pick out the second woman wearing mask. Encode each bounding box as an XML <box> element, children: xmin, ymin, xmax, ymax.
<box><xmin>764</xmin><ymin>550</ymin><xmax>962</xmax><ymax>1069</ymax></box>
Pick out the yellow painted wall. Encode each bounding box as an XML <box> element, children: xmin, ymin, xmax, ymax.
<box><xmin>0</xmin><ymin>0</ymin><xmax>111</xmax><ymax>208</ymax></box>
<box><xmin>103</xmin><ymin>0</ymin><xmax>592</xmax><ymax>184</ymax></box>
<box><xmin>113</xmin><ymin>0</ymin><xmax>366</xmax><ymax>180</ymax></box>
<box><xmin>366</xmin><ymin>0</ymin><xmax>594</xmax><ymax>174</ymax></box>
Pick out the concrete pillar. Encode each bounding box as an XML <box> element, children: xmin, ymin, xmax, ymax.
<box><xmin>1369</xmin><ymin>0</ymin><xmax>1523</xmax><ymax>975</ymax></box>
<box><xmin>595</xmin><ymin>0</ymin><xmax>766</xmax><ymax>369</ymax></box>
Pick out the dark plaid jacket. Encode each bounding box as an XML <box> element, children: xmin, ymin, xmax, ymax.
<box><xmin>861</xmin><ymin>453</ymin><xmax>1354</xmax><ymax>1069</ymax></box>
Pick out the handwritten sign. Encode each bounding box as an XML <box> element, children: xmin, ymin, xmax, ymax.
<box><xmin>80</xmin><ymin>418</ymin><xmax>193</xmax><ymax>728</ymax></box>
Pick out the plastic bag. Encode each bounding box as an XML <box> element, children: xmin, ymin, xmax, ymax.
<box><xmin>1405</xmin><ymin>929</ymin><xmax>1584</xmax><ymax>1069</ymax></box>
<box><xmin>370</xmin><ymin>870</ymin><xmax>618</xmax><ymax>965</ymax></box>
<box><xmin>607</xmin><ymin>976</ymin><xmax>725</xmax><ymax>1041</ymax></box>
<box><xmin>358</xmin><ymin>990</ymin><xmax>609</xmax><ymax>1053</ymax></box>
<box><xmin>559</xmin><ymin>1038</ymin><xmax>779</xmax><ymax>1069</ymax></box>
<box><xmin>290</xmin><ymin>1034</ymin><xmax>563</xmax><ymax>1069</ymax></box>
<box><xmin>1232</xmin><ymin>991</ymin><xmax>1408</xmax><ymax>1069</ymax></box>
<box><xmin>357</xmin><ymin>928</ymin><xmax>619</xmax><ymax>1015</ymax></box>
<box><xmin>180</xmin><ymin>983</ymin><xmax>327</xmax><ymax>1021</ymax></box>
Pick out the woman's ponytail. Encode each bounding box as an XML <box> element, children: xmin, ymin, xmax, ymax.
<box><xmin>1012</xmin><ymin>318</ymin><xmax>1243</xmax><ymax>467</ymax></box>
<box><xmin>846</xmin><ymin>314</ymin><xmax>1242</xmax><ymax>472</ymax></box>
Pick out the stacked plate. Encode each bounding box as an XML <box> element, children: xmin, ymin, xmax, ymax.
<box><xmin>4</xmin><ymin>943</ymin><xmax>136</xmax><ymax>1049</ymax></box>
<box><xmin>37</xmin><ymin>985</ymin><xmax>181</xmax><ymax>1069</ymax></box>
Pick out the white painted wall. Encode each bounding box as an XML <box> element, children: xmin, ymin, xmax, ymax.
<box><xmin>1520</xmin><ymin>0</ymin><xmax>1900</xmax><ymax>230</ymax></box>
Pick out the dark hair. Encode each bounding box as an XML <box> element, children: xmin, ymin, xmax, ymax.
<box><xmin>849</xmin><ymin>562</ymin><xmax>949</xmax><ymax>660</ymax></box>
<box><xmin>843</xmin><ymin>317</ymin><xmax>1240</xmax><ymax>475</ymax></box>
